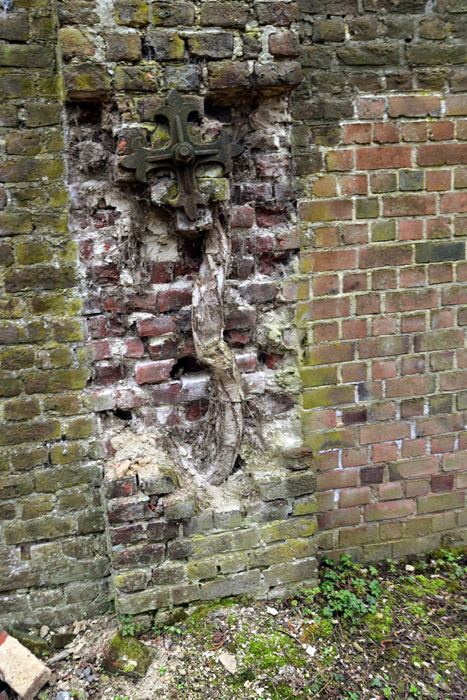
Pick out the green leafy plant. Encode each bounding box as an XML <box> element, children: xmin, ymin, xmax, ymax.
<box><xmin>119</xmin><ymin>614</ymin><xmax>138</xmax><ymax>637</ymax></box>
<box><xmin>431</xmin><ymin>548</ymin><xmax>466</xmax><ymax>580</ymax></box>
<box><xmin>319</xmin><ymin>554</ymin><xmax>381</xmax><ymax>622</ymax></box>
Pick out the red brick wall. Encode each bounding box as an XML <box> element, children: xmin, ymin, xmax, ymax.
<box><xmin>298</xmin><ymin>93</ymin><xmax>467</xmax><ymax>560</ymax></box>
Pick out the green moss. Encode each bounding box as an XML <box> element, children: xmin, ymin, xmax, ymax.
<box><xmin>364</xmin><ymin>604</ymin><xmax>393</xmax><ymax>642</ymax></box>
<box><xmin>301</xmin><ymin>617</ymin><xmax>333</xmax><ymax>642</ymax></box>
<box><xmin>102</xmin><ymin>632</ymin><xmax>155</xmax><ymax>678</ymax></box>
<box><xmin>241</xmin><ymin>632</ymin><xmax>305</xmax><ymax>670</ymax></box>
<box><xmin>185</xmin><ymin>597</ymin><xmax>240</xmax><ymax>634</ymax></box>
<box><xmin>428</xmin><ymin>635</ymin><xmax>467</xmax><ymax>674</ymax></box>
<box><xmin>400</xmin><ymin>574</ymin><xmax>449</xmax><ymax>598</ymax></box>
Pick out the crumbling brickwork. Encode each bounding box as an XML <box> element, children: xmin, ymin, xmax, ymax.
<box><xmin>0</xmin><ymin>0</ymin><xmax>466</xmax><ymax>629</ymax></box>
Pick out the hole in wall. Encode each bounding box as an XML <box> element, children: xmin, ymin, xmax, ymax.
<box><xmin>170</xmin><ymin>357</ymin><xmax>205</xmax><ymax>378</ymax></box>
<box><xmin>114</xmin><ymin>408</ymin><xmax>132</xmax><ymax>421</ymax></box>
<box><xmin>231</xmin><ymin>455</ymin><xmax>245</xmax><ymax>474</ymax></box>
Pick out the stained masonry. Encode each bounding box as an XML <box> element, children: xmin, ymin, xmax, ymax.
<box><xmin>0</xmin><ymin>0</ymin><xmax>466</xmax><ymax>629</ymax></box>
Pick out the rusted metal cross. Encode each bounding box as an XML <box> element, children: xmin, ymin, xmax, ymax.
<box><xmin>120</xmin><ymin>89</ymin><xmax>243</xmax><ymax>220</ymax></box>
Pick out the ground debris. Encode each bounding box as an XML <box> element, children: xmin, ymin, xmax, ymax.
<box><xmin>7</xmin><ymin>549</ymin><xmax>466</xmax><ymax>700</ymax></box>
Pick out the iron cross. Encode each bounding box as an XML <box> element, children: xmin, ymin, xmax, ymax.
<box><xmin>119</xmin><ymin>89</ymin><xmax>243</xmax><ymax>220</ymax></box>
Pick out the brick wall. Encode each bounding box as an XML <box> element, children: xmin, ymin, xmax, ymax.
<box><xmin>106</xmin><ymin>470</ymin><xmax>317</xmax><ymax>616</ymax></box>
<box><xmin>1</xmin><ymin>0</ymin><xmax>467</xmax><ymax>630</ymax></box>
<box><xmin>295</xmin><ymin>0</ymin><xmax>467</xmax><ymax>560</ymax></box>
<box><xmin>0</xmin><ymin>0</ymin><xmax>110</xmax><ymax>629</ymax></box>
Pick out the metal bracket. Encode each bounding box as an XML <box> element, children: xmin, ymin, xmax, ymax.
<box><xmin>119</xmin><ymin>89</ymin><xmax>243</xmax><ymax>220</ymax></box>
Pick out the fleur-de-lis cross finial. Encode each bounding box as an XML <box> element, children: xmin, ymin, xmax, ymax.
<box><xmin>119</xmin><ymin>89</ymin><xmax>243</xmax><ymax>220</ymax></box>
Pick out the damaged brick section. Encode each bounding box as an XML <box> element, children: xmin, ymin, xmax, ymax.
<box><xmin>60</xmin><ymin>0</ymin><xmax>313</xmax><ymax>617</ymax></box>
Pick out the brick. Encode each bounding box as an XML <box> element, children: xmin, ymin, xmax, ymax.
<box><xmin>0</xmin><ymin>631</ymin><xmax>51</xmax><ymax>700</ymax></box>
<box><xmin>259</xmin><ymin>473</ymin><xmax>315</xmax><ymax>501</ymax></box>
<box><xmin>256</xmin><ymin>2</ymin><xmax>298</xmax><ymax>26</ymax></box>
<box><xmin>316</xmin><ymin>491</ymin><xmax>336</xmax><ymax>512</ymax></box>
<box><xmin>383</xmin><ymin>194</ymin><xmax>436</xmax><ymax>217</ymax></box>
<box><xmin>431</xmin><ymin>474</ymin><xmax>454</xmax><ymax>492</ymax></box>
<box><xmin>201</xmin><ymin>2</ymin><xmax>249</xmax><ymax>27</ymax></box>
<box><xmin>416</xmin><ymin>414</ymin><xmax>464</xmax><ymax>437</ymax></box>
<box><xmin>440</xmin><ymin>370</ymin><xmax>467</xmax><ymax>391</ymax></box>
<box><xmin>406</xmin><ymin>479</ymin><xmax>430</xmax><ymax>497</ymax></box>
<box><xmin>386</xmin><ymin>375</ymin><xmax>434</xmax><ymax>398</ymax></box>
<box><xmin>418</xmin><ymin>492</ymin><xmax>465</xmax><ymax>514</ymax></box>
<box><xmin>359</xmin><ymin>245</ymin><xmax>412</xmax><ymax>269</ymax></box>
<box><xmin>303</xmin><ymin>385</ymin><xmax>354</xmax><ymax>409</ymax></box>
<box><xmin>0</xmin><ymin>44</ymin><xmax>53</xmax><ymax>68</ymax></box>
<box><xmin>64</xmin><ymin>64</ymin><xmax>111</xmax><ymax>100</ymax></box>
<box><xmin>136</xmin><ymin>317</ymin><xmax>176</xmax><ymax>336</ymax></box>
<box><xmin>441</xmin><ymin>193</ymin><xmax>467</xmax><ymax>214</ymax></box>
<box><xmin>443</xmin><ymin>286</ymin><xmax>467</xmax><ymax>305</ymax></box>
<box><xmin>200</xmin><ymin>570</ymin><xmax>260</xmax><ymax>600</ymax></box>
<box><xmin>298</xmin><ymin>199</ymin><xmax>353</xmax><ymax>222</ymax></box>
<box><xmin>339</xmin><ymin>524</ymin><xmax>379</xmax><ymax>547</ymax></box>
<box><xmin>341</xmin><ymin>174</ymin><xmax>368</xmax><ymax>195</ymax></box>
<box><xmin>107</xmin><ymin>32</ymin><xmax>142</xmax><ymax>62</ymax></box>
<box><xmin>326</xmin><ymin>149</ymin><xmax>354</xmax><ymax>171</ymax></box>
<box><xmin>414</xmin><ymin>329</ymin><xmax>464</xmax><ymax>352</ymax></box>
<box><xmin>339</xmin><ymin>486</ymin><xmax>371</xmax><ymax>507</ymax></box>
<box><xmin>231</xmin><ymin>205</ymin><xmax>255</xmax><ymax>228</ymax></box>
<box><xmin>445</xmin><ymin>95</ymin><xmax>467</xmax><ymax>116</ymax></box>
<box><xmin>269</xmin><ymin>30</ymin><xmax>300</xmax><ymax>57</ymax></box>
<box><xmin>317</xmin><ymin>507</ymin><xmax>360</xmax><ymax>530</ymax></box>
<box><xmin>151</xmin><ymin>2</ymin><xmax>195</xmax><ymax>26</ymax></box>
<box><xmin>364</xmin><ymin>499</ymin><xmax>414</xmax><ymax>521</ymax></box>
<box><xmin>389</xmin><ymin>456</ymin><xmax>439</xmax><ymax>480</ymax></box>
<box><xmin>344</xmin><ymin>123</ymin><xmax>371</xmax><ymax>144</ymax></box>
<box><xmin>373</xmin><ymin>442</ymin><xmax>398</xmax><ymax>462</ymax></box>
<box><xmin>402</xmin><ymin>122</ymin><xmax>427</xmax><ymax>142</ymax></box>
<box><xmin>263</xmin><ymin>558</ymin><xmax>317</xmax><ymax>587</ymax></box>
<box><xmin>361</xmin><ymin>422</ymin><xmax>410</xmax><ymax>445</ymax></box>
<box><xmin>303</xmin><ymin>297</ymin><xmax>350</xmax><ymax>321</ymax></box>
<box><xmin>317</xmin><ymin>469</ymin><xmax>358</xmax><ymax>491</ymax></box>
<box><xmin>371</xmin><ymin>172</ymin><xmax>397</xmax><ymax>193</ymax></box>
<box><xmin>430</xmin><ymin>122</ymin><xmax>455</xmax><ymax>141</ymax></box>
<box><xmin>359</xmin><ymin>335</ymin><xmax>409</xmax><ymax>359</ymax></box>
<box><xmin>443</xmin><ymin>451</ymin><xmax>467</xmax><ymax>471</ymax></box>
<box><xmin>426</xmin><ymin>170</ymin><xmax>451</xmax><ymax>191</ymax></box>
<box><xmin>135</xmin><ymin>360</ymin><xmax>174</xmax><ymax>385</ymax></box>
<box><xmin>379</xmin><ymin>482</ymin><xmax>404</xmax><ymax>500</ymax></box>
<box><xmin>300</xmin><ymin>366</ymin><xmax>337</xmax><ymax>388</ymax></box>
<box><xmin>115</xmin><ymin>0</ymin><xmax>148</xmax><ymax>26</ymax></box>
<box><xmin>386</xmin><ymin>289</ymin><xmax>437</xmax><ymax>312</ymax></box>
<box><xmin>356</xmin><ymin>146</ymin><xmax>411</xmax><ymax>170</ymax></box>
<box><xmin>309</xmin><ymin>250</ymin><xmax>356</xmax><ymax>272</ymax></box>
<box><xmin>388</xmin><ymin>96</ymin><xmax>441</xmax><ymax>117</ymax></box>
<box><xmin>417</xmin><ymin>143</ymin><xmax>467</xmax><ymax>166</ymax></box>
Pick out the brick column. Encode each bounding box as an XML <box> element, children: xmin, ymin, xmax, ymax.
<box><xmin>0</xmin><ymin>0</ymin><xmax>110</xmax><ymax>628</ymax></box>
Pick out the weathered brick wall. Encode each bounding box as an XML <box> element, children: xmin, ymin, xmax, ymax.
<box><xmin>106</xmin><ymin>470</ymin><xmax>317</xmax><ymax>616</ymax></box>
<box><xmin>55</xmin><ymin>0</ymin><xmax>317</xmax><ymax>617</ymax></box>
<box><xmin>0</xmin><ymin>1</ymin><xmax>109</xmax><ymax>628</ymax></box>
<box><xmin>295</xmin><ymin>0</ymin><xmax>467</xmax><ymax>560</ymax></box>
<box><xmin>2</xmin><ymin>0</ymin><xmax>467</xmax><ymax>630</ymax></box>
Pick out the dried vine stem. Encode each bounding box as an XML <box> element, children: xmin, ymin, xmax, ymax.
<box><xmin>191</xmin><ymin>205</ymin><xmax>244</xmax><ymax>485</ymax></box>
